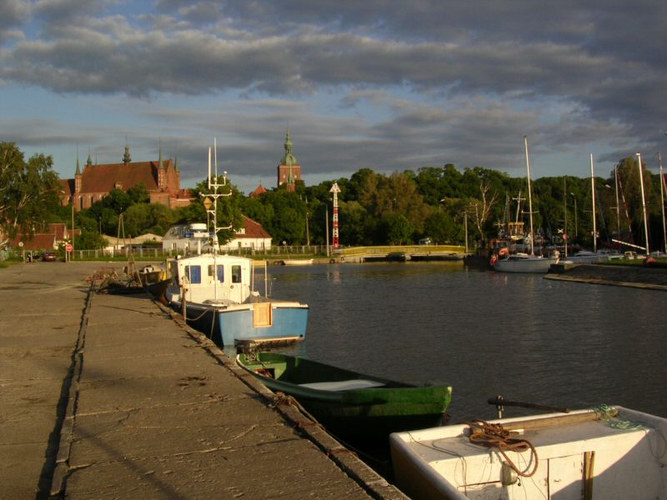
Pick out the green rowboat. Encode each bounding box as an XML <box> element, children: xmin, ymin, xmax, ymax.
<box><xmin>236</xmin><ymin>352</ymin><xmax>452</xmax><ymax>442</ymax></box>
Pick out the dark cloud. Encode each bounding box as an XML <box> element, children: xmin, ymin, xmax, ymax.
<box><xmin>1</xmin><ymin>0</ymin><xmax>665</xmax><ymax>184</ymax></box>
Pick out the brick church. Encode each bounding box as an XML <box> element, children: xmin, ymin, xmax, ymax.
<box><xmin>276</xmin><ymin>130</ymin><xmax>302</xmax><ymax>192</ymax></box>
<box><xmin>60</xmin><ymin>145</ymin><xmax>192</xmax><ymax>211</ymax></box>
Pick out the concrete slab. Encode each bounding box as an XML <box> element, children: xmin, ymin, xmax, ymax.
<box><xmin>0</xmin><ymin>262</ymin><xmax>404</xmax><ymax>499</ymax></box>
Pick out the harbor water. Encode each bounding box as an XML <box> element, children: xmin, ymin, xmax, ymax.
<box><xmin>256</xmin><ymin>262</ymin><xmax>667</xmax><ymax>423</ymax></box>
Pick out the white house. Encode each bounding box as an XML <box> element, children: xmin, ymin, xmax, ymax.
<box><xmin>162</xmin><ymin>217</ymin><xmax>272</xmax><ymax>254</ymax></box>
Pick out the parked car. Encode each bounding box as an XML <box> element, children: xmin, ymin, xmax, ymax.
<box><xmin>42</xmin><ymin>251</ymin><xmax>58</xmax><ymax>262</ymax></box>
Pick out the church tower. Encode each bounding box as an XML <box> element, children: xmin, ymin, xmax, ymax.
<box><xmin>74</xmin><ymin>156</ymin><xmax>82</xmax><ymax>194</ymax></box>
<box><xmin>276</xmin><ymin>129</ymin><xmax>302</xmax><ymax>192</ymax></box>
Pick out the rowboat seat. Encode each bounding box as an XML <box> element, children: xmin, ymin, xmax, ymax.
<box><xmin>298</xmin><ymin>379</ymin><xmax>386</xmax><ymax>391</ymax></box>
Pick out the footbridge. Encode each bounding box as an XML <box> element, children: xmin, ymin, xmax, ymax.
<box><xmin>335</xmin><ymin>245</ymin><xmax>467</xmax><ymax>263</ymax></box>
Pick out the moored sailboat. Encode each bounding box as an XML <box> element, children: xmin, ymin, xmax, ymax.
<box><xmin>493</xmin><ymin>137</ymin><xmax>559</xmax><ymax>273</ymax></box>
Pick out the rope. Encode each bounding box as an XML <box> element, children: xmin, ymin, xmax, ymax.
<box><xmin>467</xmin><ymin>419</ymin><xmax>539</xmax><ymax>477</ymax></box>
<box><xmin>593</xmin><ymin>404</ymin><xmax>645</xmax><ymax>431</ymax></box>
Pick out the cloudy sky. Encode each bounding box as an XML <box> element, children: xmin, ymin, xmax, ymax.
<box><xmin>1</xmin><ymin>0</ymin><xmax>666</xmax><ymax>193</ymax></box>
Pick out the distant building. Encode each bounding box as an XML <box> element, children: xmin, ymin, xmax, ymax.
<box><xmin>60</xmin><ymin>144</ymin><xmax>193</xmax><ymax>211</ymax></box>
<box><xmin>249</xmin><ymin>184</ymin><xmax>268</xmax><ymax>198</ymax></box>
<box><xmin>163</xmin><ymin>217</ymin><xmax>272</xmax><ymax>253</ymax></box>
<box><xmin>10</xmin><ymin>223</ymin><xmax>79</xmax><ymax>252</ymax></box>
<box><xmin>276</xmin><ymin>130</ymin><xmax>302</xmax><ymax>192</ymax></box>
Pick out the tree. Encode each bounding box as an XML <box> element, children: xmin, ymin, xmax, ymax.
<box><xmin>0</xmin><ymin>143</ymin><xmax>61</xmax><ymax>248</ymax></box>
<box><xmin>423</xmin><ymin>208</ymin><xmax>457</xmax><ymax>244</ymax></box>
<box><xmin>380</xmin><ymin>213</ymin><xmax>414</xmax><ymax>245</ymax></box>
<box><xmin>74</xmin><ymin>231</ymin><xmax>108</xmax><ymax>250</ymax></box>
<box><xmin>466</xmin><ymin>179</ymin><xmax>498</xmax><ymax>243</ymax></box>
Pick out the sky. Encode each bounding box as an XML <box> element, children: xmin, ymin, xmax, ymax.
<box><xmin>1</xmin><ymin>0</ymin><xmax>666</xmax><ymax>194</ymax></box>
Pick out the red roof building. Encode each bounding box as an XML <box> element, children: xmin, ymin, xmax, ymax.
<box><xmin>60</xmin><ymin>146</ymin><xmax>193</xmax><ymax>211</ymax></box>
<box><xmin>249</xmin><ymin>184</ymin><xmax>268</xmax><ymax>198</ymax></box>
<box><xmin>10</xmin><ymin>223</ymin><xmax>80</xmax><ymax>251</ymax></box>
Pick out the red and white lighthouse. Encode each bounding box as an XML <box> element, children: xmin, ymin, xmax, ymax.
<box><xmin>330</xmin><ymin>182</ymin><xmax>341</xmax><ymax>250</ymax></box>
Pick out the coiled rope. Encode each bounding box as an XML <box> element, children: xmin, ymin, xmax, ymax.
<box><xmin>467</xmin><ymin>419</ymin><xmax>539</xmax><ymax>477</ymax></box>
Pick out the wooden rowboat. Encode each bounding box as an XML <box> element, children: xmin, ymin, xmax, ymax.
<box><xmin>236</xmin><ymin>352</ymin><xmax>452</xmax><ymax>443</ymax></box>
<box><xmin>390</xmin><ymin>405</ymin><xmax>667</xmax><ymax>499</ymax></box>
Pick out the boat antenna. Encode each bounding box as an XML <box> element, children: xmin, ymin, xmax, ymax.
<box><xmin>201</xmin><ymin>138</ymin><xmax>233</xmax><ymax>254</ymax></box>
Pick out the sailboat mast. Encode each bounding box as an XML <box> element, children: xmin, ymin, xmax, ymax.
<box><xmin>659</xmin><ymin>153</ymin><xmax>666</xmax><ymax>253</ymax></box>
<box><xmin>524</xmin><ymin>136</ymin><xmax>535</xmax><ymax>255</ymax></box>
<box><xmin>590</xmin><ymin>153</ymin><xmax>597</xmax><ymax>253</ymax></box>
<box><xmin>636</xmin><ymin>152</ymin><xmax>650</xmax><ymax>255</ymax></box>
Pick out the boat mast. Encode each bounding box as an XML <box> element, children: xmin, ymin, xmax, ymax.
<box><xmin>614</xmin><ymin>165</ymin><xmax>621</xmax><ymax>240</ymax></box>
<box><xmin>204</xmin><ymin>139</ymin><xmax>232</xmax><ymax>250</ymax></box>
<box><xmin>659</xmin><ymin>153</ymin><xmax>666</xmax><ymax>253</ymax></box>
<box><xmin>636</xmin><ymin>152</ymin><xmax>650</xmax><ymax>255</ymax></box>
<box><xmin>524</xmin><ymin>136</ymin><xmax>535</xmax><ymax>255</ymax></box>
<box><xmin>204</xmin><ymin>139</ymin><xmax>232</xmax><ymax>300</ymax></box>
<box><xmin>590</xmin><ymin>153</ymin><xmax>597</xmax><ymax>253</ymax></box>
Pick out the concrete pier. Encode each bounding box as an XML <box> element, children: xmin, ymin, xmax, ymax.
<box><xmin>0</xmin><ymin>262</ymin><xmax>404</xmax><ymax>499</ymax></box>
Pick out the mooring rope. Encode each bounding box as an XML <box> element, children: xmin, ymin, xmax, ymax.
<box><xmin>467</xmin><ymin>419</ymin><xmax>539</xmax><ymax>477</ymax></box>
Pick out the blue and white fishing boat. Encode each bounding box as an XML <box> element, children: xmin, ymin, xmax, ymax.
<box><xmin>165</xmin><ymin>253</ymin><xmax>308</xmax><ymax>346</ymax></box>
<box><xmin>165</xmin><ymin>142</ymin><xmax>308</xmax><ymax>346</ymax></box>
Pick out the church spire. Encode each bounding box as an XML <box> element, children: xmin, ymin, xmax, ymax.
<box><xmin>75</xmin><ymin>156</ymin><xmax>81</xmax><ymax>176</ymax></box>
<box><xmin>122</xmin><ymin>138</ymin><xmax>131</xmax><ymax>165</ymax></box>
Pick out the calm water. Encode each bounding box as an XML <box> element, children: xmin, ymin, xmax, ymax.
<box><xmin>259</xmin><ymin>262</ymin><xmax>667</xmax><ymax>423</ymax></box>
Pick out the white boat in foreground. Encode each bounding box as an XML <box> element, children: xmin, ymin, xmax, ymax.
<box><xmin>390</xmin><ymin>406</ymin><xmax>667</xmax><ymax>499</ymax></box>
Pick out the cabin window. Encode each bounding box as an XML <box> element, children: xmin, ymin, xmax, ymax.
<box><xmin>231</xmin><ymin>265</ymin><xmax>241</xmax><ymax>283</ymax></box>
<box><xmin>185</xmin><ymin>265</ymin><xmax>201</xmax><ymax>284</ymax></box>
<box><xmin>217</xmin><ymin>265</ymin><xmax>224</xmax><ymax>282</ymax></box>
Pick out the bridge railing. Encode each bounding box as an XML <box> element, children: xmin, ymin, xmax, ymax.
<box><xmin>336</xmin><ymin>245</ymin><xmax>466</xmax><ymax>257</ymax></box>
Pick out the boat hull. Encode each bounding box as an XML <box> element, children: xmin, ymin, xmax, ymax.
<box><xmin>175</xmin><ymin>301</ymin><xmax>308</xmax><ymax>346</ymax></box>
<box><xmin>390</xmin><ymin>406</ymin><xmax>667</xmax><ymax>500</ymax></box>
<box><xmin>237</xmin><ymin>352</ymin><xmax>451</xmax><ymax>443</ymax></box>
<box><xmin>494</xmin><ymin>255</ymin><xmax>558</xmax><ymax>273</ymax></box>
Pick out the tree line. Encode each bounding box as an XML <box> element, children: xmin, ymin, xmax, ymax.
<box><xmin>1</xmin><ymin>142</ymin><xmax>665</xmax><ymax>252</ymax></box>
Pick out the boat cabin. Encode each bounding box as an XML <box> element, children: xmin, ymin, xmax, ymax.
<box><xmin>168</xmin><ymin>254</ymin><xmax>253</xmax><ymax>305</ymax></box>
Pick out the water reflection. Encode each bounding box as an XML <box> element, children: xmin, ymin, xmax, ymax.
<box><xmin>267</xmin><ymin>263</ymin><xmax>667</xmax><ymax>421</ymax></box>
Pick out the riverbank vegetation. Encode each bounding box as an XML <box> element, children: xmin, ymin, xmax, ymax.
<box><xmin>2</xmin><ymin>142</ymin><xmax>665</xmax><ymax>253</ymax></box>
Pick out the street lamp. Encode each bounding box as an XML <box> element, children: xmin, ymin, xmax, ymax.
<box><xmin>570</xmin><ymin>193</ymin><xmax>578</xmax><ymax>240</ymax></box>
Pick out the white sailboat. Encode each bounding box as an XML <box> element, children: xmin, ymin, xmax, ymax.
<box><xmin>494</xmin><ymin>137</ymin><xmax>559</xmax><ymax>273</ymax></box>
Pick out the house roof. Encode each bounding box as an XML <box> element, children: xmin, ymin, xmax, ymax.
<box><xmin>249</xmin><ymin>185</ymin><xmax>268</xmax><ymax>198</ymax></box>
<box><xmin>13</xmin><ymin>233</ymin><xmax>56</xmax><ymax>251</ymax></box>
<box><xmin>60</xmin><ymin>179</ymin><xmax>75</xmax><ymax>197</ymax></box>
<box><xmin>78</xmin><ymin>161</ymin><xmax>168</xmax><ymax>193</ymax></box>
<box><xmin>49</xmin><ymin>223</ymin><xmax>68</xmax><ymax>240</ymax></box>
<box><xmin>240</xmin><ymin>216</ymin><xmax>271</xmax><ymax>239</ymax></box>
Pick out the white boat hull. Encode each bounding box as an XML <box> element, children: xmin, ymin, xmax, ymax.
<box><xmin>494</xmin><ymin>255</ymin><xmax>558</xmax><ymax>273</ymax></box>
<box><xmin>390</xmin><ymin>406</ymin><xmax>667</xmax><ymax>500</ymax></box>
